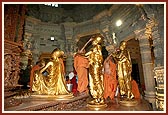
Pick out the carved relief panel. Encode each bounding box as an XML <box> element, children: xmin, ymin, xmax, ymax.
<box><xmin>4</xmin><ymin>4</ymin><xmax>26</xmax><ymax>88</ymax></box>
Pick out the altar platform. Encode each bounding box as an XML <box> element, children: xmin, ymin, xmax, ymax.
<box><xmin>5</xmin><ymin>93</ymin><xmax>89</xmax><ymax>111</ymax></box>
<box><xmin>4</xmin><ymin>92</ymin><xmax>153</xmax><ymax>111</ymax></box>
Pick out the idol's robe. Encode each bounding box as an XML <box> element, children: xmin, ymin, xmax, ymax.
<box><xmin>32</xmin><ymin>60</ymin><xmax>70</xmax><ymax>95</ymax></box>
<box><xmin>59</xmin><ymin>58</ymin><xmax>65</xmax><ymax>75</ymax></box>
<box><xmin>29</xmin><ymin>64</ymin><xmax>41</xmax><ymax>91</ymax></box>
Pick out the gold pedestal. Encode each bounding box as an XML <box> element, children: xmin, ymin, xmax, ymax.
<box><xmin>54</xmin><ymin>94</ymin><xmax>74</xmax><ymax>100</ymax></box>
<box><xmin>87</xmin><ymin>103</ymin><xmax>107</xmax><ymax>110</ymax></box>
<box><xmin>119</xmin><ymin>99</ymin><xmax>139</xmax><ymax>106</ymax></box>
<box><xmin>31</xmin><ymin>93</ymin><xmax>74</xmax><ymax>100</ymax></box>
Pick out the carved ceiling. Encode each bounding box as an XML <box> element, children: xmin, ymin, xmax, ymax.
<box><xmin>26</xmin><ymin>4</ymin><xmax>112</xmax><ymax>23</ymax></box>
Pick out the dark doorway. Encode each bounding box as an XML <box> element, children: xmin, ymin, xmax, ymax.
<box><xmin>131</xmin><ymin>63</ymin><xmax>141</xmax><ymax>87</ymax></box>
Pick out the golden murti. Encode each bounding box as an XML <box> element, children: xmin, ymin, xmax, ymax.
<box><xmin>111</xmin><ymin>41</ymin><xmax>134</xmax><ymax>100</ymax></box>
<box><xmin>32</xmin><ymin>48</ymin><xmax>73</xmax><ymax>99</ymax></box>
<box><xmin>85</xmin><ymin>36</ymin><xmax>107</xmax><ymax>108</ymax></box>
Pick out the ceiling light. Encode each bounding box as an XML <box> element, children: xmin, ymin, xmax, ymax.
<box><xmin>116</xmin><ymin>20</ymin><xmax>122</xmax><ymax>27</ymax></box>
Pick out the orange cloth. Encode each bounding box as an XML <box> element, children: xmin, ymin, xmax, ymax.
<box><xmin>29</xmin><ymin>65</ymin><xmax>41</xmax><ymax>91</ymax></box>
<box><xmin>103</xmin><ymin>59</ymin><xmax>118</xmax><ymax>100</ymax></box>
<box><xmin>74</xmin><ymin>54</ymin><xmax>89</xmax><ymax>93</ymax></box>
<box><xmin>131</xmin><ymin>80</ymin><xmax>141</xmax><ymax>98</ymax></box>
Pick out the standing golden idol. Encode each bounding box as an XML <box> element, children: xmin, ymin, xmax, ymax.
<box><xmin>111</xmin><ymin>41</ymin><xmax>134</xmax><ymax>100</ymax></box>
<box><xmin>85</xmin><ymin>36</ymin><xmax>107</xmax><ymax>109</ymax></box>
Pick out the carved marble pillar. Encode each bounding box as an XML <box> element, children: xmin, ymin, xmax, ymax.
<box><xmin>65</xmin><ymin>39</ymin><xmax>75</xmax><ymax>73</ymax></box>
<box><xmin>152</xmin><ymin>24</ymin><xmax>164</xmax><ymax>111</ymax></box>
<box><xmin>21</xmin><ymin>32</ymin><xmax>33</xmax><ymax>69</ymax></box>
<box><xmin>65</xmin><ymin>55</ymin><xmax>74</xmax><ymax>74</ymax></box>
<box><xmin>134</xmin><ymin>29</ymin><xmax>156</xmax><ymax>109</ymax></box>
<box><xmin>100</xmin><ymin>17</ymin><xmax>117</xmax><ymax>53</ymax></box>
<box><xmin>63</xmin><ymin>22</ymin><xmax>76</xmax><ymax>74</ymax></box>
<box><xmin>152</xmin><ymin>24</ymin><xmax>164</xmax><ymax>67</ymax></box>
<box><xmin>31</xmin><ymin>34</ymin><xmax>40</xmax><ymax>65</ymax></box>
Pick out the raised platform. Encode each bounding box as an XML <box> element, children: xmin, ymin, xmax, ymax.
<box><xmin>4</xmin><ymin>88</ymin><xmax>153</xmax><ymax>111</ymax></box>
<box><xmin>5</xmin><ymin>94</ymin><xmax>152</xmax><ymax>111</ymax></box>
<box><xmin>5</xmin><ymin>93</ymin><xmax>89</xmax><ymax>111</ymax></box>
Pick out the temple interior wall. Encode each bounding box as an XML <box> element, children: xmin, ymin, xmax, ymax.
<box><xmin>4</xmin><ymin>4</ymin><xmax>165</xmax><ymax>110</ymax></box>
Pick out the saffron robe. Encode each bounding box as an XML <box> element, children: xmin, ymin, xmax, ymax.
<box><xmin>103</xmin><ymin>59</ymin><xmax>118</xmax><ymax>100</ymax></box>
<box><xmin>74</xmin><ymin>54</ymin><xmax>89</xmax><ymax>93</ymax></box>
<box><xmin>131</xmin><ymin>80</ymin><xmax>141</xmax><ymax>98</ymax></box>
